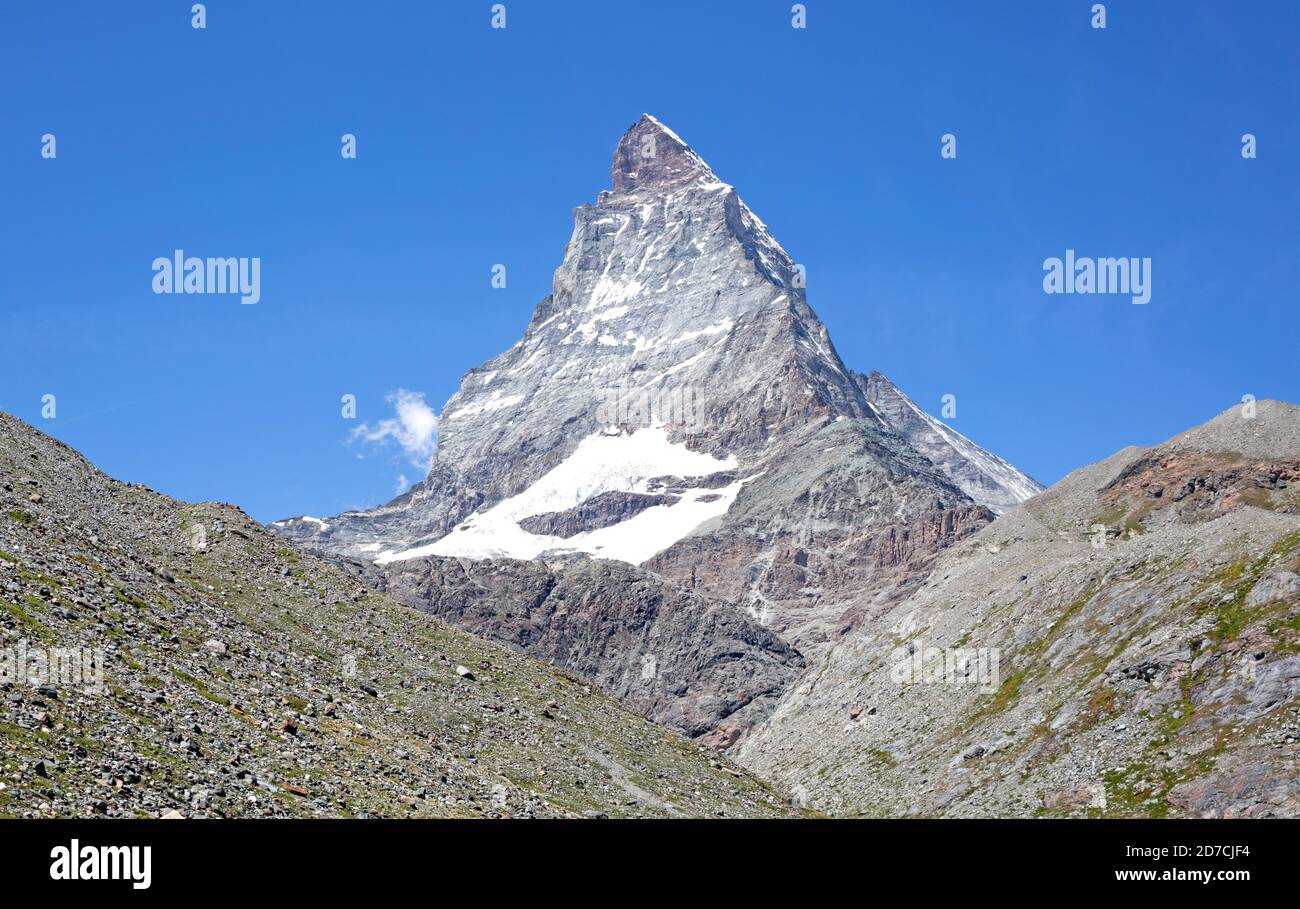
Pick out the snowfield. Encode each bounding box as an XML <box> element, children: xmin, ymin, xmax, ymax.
<box><xmin>375</xmin><ymin>426</ymin><xmax>751</xmax><ymax>565</ymax></box>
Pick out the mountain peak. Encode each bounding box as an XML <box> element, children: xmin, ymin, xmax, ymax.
<box><xmin>611</xmin><ymin>114</ymin><xmax>717</xmax><ymax>193</ymax></box>
<box><xmin>274</xmin><ymin>113</ymin><xmax>1044</xmax><ymax>652</ymax></box>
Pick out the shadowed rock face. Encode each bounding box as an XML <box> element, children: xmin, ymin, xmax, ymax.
<box><xmin>334</xmin><ymin>554</ymin><xmax>805</xmax><ymax>746</ymax></box>
<box><xmin>740</xmin><ymin>401</ymin><xmax>1300</xmax><ymax>819</ymax></box>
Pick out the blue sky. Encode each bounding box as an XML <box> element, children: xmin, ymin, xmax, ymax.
<box><xmin>2</xmin><ymin>1</ymin><xmax>1297</xmax><ymax>522</ymax></box>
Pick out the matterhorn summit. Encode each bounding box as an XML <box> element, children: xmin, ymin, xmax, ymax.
<box><xmin>275</xmin><ymin>114</ymin><xmax>1041</xmax><ymax>651</ymax></box>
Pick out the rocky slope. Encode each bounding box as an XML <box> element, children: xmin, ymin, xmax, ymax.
<box><xmin>274</xmin><ymin>114</ymin><xmax>1038</xmax><ymax>658</ymax></box>
<box><xmin>740</xmin><ymin>401</ymin><xmax>1300</xmax><ymax>818</ymax></box>
<box><xmin>0</xmin><ymin>411</ymin><xmax>796</xmax><ymax>819</ymax></box>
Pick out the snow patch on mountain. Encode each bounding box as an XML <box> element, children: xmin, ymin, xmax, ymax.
<box><xmin>586</xmin><ymin>276</ymin><xmax>643</xmax><ymax>312</ymax></box>
<box><xmin>448</xmin><ymin>391</ymin><xmax>525</xmax><ymax>420</ymax></box>
<box><xmin>375</xmin><ymin>426</ymin><xmax>745</xmax><ymax>565</ymax></box>
<box><xmin>674</xmin><ymin>319</ymin><xmax>734</xmax><ymax>344</ymax></box>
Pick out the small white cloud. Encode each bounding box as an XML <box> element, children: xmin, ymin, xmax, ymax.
<box><xmin>394</xmin><ymin>473</ymin><xmax>410</xmax><ymax>495</ymax></box>
<box><xmin>351</xmin><ymin>389</ymin><xmax>438</xmax><ymax>471</ymax></box>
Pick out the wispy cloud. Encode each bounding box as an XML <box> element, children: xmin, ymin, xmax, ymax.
<box><xmin>350</xmin><ymin>389</ymin><xmax>438</xmax><ymax>471</ymax></box>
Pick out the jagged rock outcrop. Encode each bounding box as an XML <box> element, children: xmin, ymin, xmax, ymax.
<box><xmin>740</xmin><ymin>401</ymin><xmax>1300</xmax><ymax>818</ymax></box>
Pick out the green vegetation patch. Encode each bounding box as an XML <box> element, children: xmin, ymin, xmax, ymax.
<box><xmin>170</xmin><ymin>668</ymin><xmax>229</xmax><ymax>706</ymax></box>
<box><xmin>114</xmin><ymin>588</ymin><xmax>149</xmax><ymax>610</ymax></box>
<box><xmin>1200</xmin><ymin>538</ymin><xmax>1300</xmax><ymax>643</ymax></box>
<box><xmin>1101</xmin><ymin>762</ymin><xmax>1176</xmax><ymax>819</ymax></box>
<box><xmin>3</xmin><ymin>595</ymin><xmax>54</xmax><ymax>642</ymax></box>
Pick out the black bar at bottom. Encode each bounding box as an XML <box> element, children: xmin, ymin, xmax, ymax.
<box><xmin>0</xmin><ymin>818</ymin><xmax>1287</xmax><ymax>894</ymax></box>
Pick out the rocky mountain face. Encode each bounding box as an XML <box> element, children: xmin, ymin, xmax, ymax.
<box><xmin>740</xmin><ymin>401</ymin><xmax>1300</xmax><ymax>818</ymax></box>
<box><xmin>0</xmin><ymin>411</ymin><xmax>797</xmax><ymax>819</ymax></box>
<box><xmin>335</xmin><ymin>553</ymin><xmax>804</xmax><ymax>749</ymax></box>
<box><xmin>274</xmin><ymin>115</ymin><xmax>1039</xmax><ymax>665</ymax></box>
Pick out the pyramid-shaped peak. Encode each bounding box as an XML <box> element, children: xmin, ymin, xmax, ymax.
<box><xmin>611</xmin><ymin>114</ymin><xmax>718</xmax><ymax>193</ymax></box>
